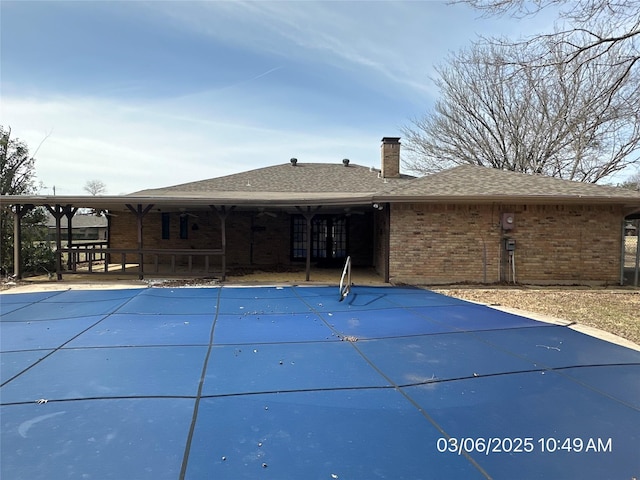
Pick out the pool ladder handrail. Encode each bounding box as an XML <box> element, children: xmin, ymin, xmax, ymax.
<box><xmin>339</xmin><ymin>255</ymin><xmax>352</xmax><ymax>302</ymax></box>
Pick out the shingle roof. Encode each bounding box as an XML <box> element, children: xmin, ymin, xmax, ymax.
<box><xmin>6</xmin><ymin>164</ymin><xmax>635</xmax><ymax>212</ymax></box>
<box><xmin>130</xmin><ymin>163</ymin><xmax>414</xmax><ymax>197</ymax></box>
<box><xmin>379</xmin><ymin>165</ymin><xmax>640</xmax><ymax>203</ymax></box>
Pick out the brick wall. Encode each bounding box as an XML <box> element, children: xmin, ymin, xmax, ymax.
<box><xmin>245</xmin><ymin>212</ymin><xmax>291</xmax><ymax>266</ymax></box>
<box><xmin>389</xmin><ymin>203</ymin><xmax>623</xmax><ymax>285</ymax></box>
<box><xmin>110</xmin><ymin>210</ymin><xmax>292</xmax><ymax>268</ymax></box>
<box><xmin>347</xmin><ymin>213</ymin><xmax>374</xmax><ymax>266</ymax></box>
<box><xmin>109</xmin><ymin>210</ymin><xmax>375</xmax><ymax>270</ymax></box>
<box><xmin>373</xmin><ymin>208</ymin><xmax>388</xmax><ymax>278</ymax></box>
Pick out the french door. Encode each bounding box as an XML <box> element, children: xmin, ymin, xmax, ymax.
<box><xmin>291</xmin><ymin>215</ymin><xmax>347</xmax><ymax>260</ymax></box>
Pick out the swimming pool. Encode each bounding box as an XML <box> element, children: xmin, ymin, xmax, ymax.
<box><xmin>1</xmin><ymin>285</ymin><xmax>638</xmax><ymax>479</ymax></box>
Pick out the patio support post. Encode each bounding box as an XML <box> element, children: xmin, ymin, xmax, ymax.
<box><xmin>296</xmin><ymin>206</ymin><xmax>320</xmax><ymax>282</ymax></box>
<box><xmin>635</xmin><ymin>219</ymin><xmax>639</xmax><ymax>287</ymax></box>
<box><xmin>105</xmin><ymin>212</ymin><xmax>112</xmax><ymax>271</ymax></box>
<box><xmin>12</xmin><ymin>204</ymin><xmax>33</xmax><ymax>280</ymax></box>
<box><xmin>125</xmin><ymin>204</ymin><xmax>154</xmax><ymax>280</ymax></box>
<box><xmin>620</xmin><ymin>218</ymin><xmax>626</xmax><ymax>286</ymax></box>
<box><xmin>13</xmin><ymin>206</ymin><xmax>21</xmax><ymax>279</ymax></box>
<box><xmin>45</xmin><ymin>204</ymin><xmax>69</xmax><ymax>280</ymax></box>
<box><xmin>306</xmin><ymin>213</ymin><xmax>312</xmax><ymax>281</ymax></box>
<box><xmin>210</xmin><ymin>205</ymin><xmax>235</xmax><ymax>281</ymax></box>
<box><xmin>63</xmin><ymin>206</ymin><xmax>78</xmax><ymax>271</ymax></box>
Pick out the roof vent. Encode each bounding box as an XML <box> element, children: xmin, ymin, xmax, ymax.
<box><xmin>342</xmin><ymin>158</ymin><xmax>350</xmax><ymax>167</ymax></box>
<box><xmin>290</xmin><ymin>158</ymin><xmax>298</xmax><ymax>166</ymax></box>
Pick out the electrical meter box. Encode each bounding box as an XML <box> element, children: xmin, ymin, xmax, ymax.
<box><xmin>501</xmin><ymin>213</ymin><xmax>515</xmax><ymax>230</ymax></box>
<box><xmin>505</xmin><ymin>238</ymin><xmax>516</xmax><ymax>251</ymax></box>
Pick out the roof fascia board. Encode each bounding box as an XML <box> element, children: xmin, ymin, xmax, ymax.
<box><xmin>4</xmin><ymin>192</ymin><xmax>639</xmax><ymax>209</ymax></box>
<box><xmin>372</xmin><ymin>195</ymin><xmax>640</xmax><ymax>206</ymax></box>
<box><xmin>0</xmin><ymin>194</ymin><xmax>376</xmax><ymax>209</ymax></box>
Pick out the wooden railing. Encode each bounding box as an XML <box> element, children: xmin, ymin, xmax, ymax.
<box><xmin>59</xmin><ymin>246</ymin><xmax>225</xmax><ymax>278</ymax></box>
<box><xmin>64</xmin><ymin>241</ymin><xmax>108</xmax><ymax>269</ymax></box>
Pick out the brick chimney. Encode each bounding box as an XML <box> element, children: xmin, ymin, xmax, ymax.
<box><xmin>381</xmin><ymin>137</ymin><xmax>401</xmax><ymax>178</ymax></box>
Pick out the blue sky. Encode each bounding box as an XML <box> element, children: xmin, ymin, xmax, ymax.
<box><xmin>1</xmin><ymin>1</ymin><xmax>556</xmax><ymax>195</ymax></box>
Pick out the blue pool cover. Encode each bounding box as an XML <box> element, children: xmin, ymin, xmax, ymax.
<box><xmin>1</xmin><ymin>285</ymin><xmax>638</xmax><ymax>479</ymax></box>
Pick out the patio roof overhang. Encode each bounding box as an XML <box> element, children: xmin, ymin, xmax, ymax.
<box><xmin>0</xmin><ymin>193</ymin><xmax>377</xmax><ymax>211</ymax></box>
<box><xmin>0</xmin><ymin>193</ymin><xmax>382</xmax><ymax>282</ymax></box>
<box><xmin>373</xmin><ymin>193</ymin><xmax>640</xmax><ymax>206</ymax></box>
<box><xmin>3</xmin><ymin>191</ymin><xmax>639</xmax><ymax>219</ymax></box>
<box><xmin>4</xmin><ymin>192</ymin><xmax>640</xmax><ymax>210</ymax></box>
<box><xmin>372</xmin><ymin>193</ymin><xmax>640</xmax><ymax>216</ymax></box>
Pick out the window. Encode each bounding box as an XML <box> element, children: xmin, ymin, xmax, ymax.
<box><xmin>291</xmin><ymin>215</ymin><xmax>347</xmax><ymax>260</ymax></box>
<box><xmin>291</xmin><ymin>216</ymin><xmax>307</xmax><ymax>259</ymax></box>
<box><xmin>179</xmin><ymin>215</ymin><xmax>188</xmax><ymax>239</ymax></box>
<box><xmin>331</xmin><ymin>217</ymin><xmax>347</xmax><ymax>258</ymax></box>
<box><xmin>312</xmin><ymin>217</ymin><xmax>328</xmax><ymax>258</ymax></box>
<box><xmin>161</xmin><ymin>213</ymin><xmax>170</xmax><ymax>240</ymax></box>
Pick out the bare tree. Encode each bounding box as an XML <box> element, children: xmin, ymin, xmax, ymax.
<box><xmin>620</xmin><ymin>171</ymin><xmax>640</xmax><ymax>191</ymax></box>
<box><xmin>84</xmin><ymin>179</ymin><xmax>107</xmax><ymax>196</ymax></box>
<box><xmin>458</xmin><ymin>1</ymin><xmax>640</xmax><ymax>100</ymax></box>
<box><xmin>402</xmin><ymin>40</ymin><xmax>640</xmax><ymax>182</ymax></box>
<box><xmin>459</xmin><ymin>1</ymin><xmax>639</xmax><ymax>54</ymax></box>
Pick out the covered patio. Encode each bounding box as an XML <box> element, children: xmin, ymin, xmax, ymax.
<box><xmin>3</xmin><ymin>194</ymin><xmax>388</xmax><ymax>283</ymax></box>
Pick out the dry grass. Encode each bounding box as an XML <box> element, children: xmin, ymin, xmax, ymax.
<box><xmin>433</xmin><ymin>287</ymin><xmax>640</xmax><ymax>345</ymax></box>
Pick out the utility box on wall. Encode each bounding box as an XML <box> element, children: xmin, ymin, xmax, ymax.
<box><xmin>501</xmin><ymin>212</ymin><xmax>515</xmax><ymax>230</ymax></box>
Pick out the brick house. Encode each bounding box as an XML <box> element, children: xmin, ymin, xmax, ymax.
<box><xmin>3</xmin><ymin>138</ymin><xmax>640</xmax><ymax>284</ymax></box>
<box><xmin>377</xmin><ymin>165</ymin><xmax>640</xmax><ymax>285</ymax></box>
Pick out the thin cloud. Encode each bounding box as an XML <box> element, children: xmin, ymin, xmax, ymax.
<box><xmin>148</xmin><ymin>1</ymin><xmax>543</xmax><ymax>100</ymax></box>
<box><xmin>1</xmin><ymin>1</ymin><xmax>565</xmax><ymax>195</ymax></box>
<box><xmin>2</xmin><ymin>94</ymin><xmax>386</xmax><ymax>194</ymax></box>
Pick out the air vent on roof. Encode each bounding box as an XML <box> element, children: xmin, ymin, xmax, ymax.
<box><xmin>290</xmin><ymin>158</ymin><xmax>298</xmax><ymax>166</ymax></box>
<box><xmin>343</xmin><ymin>158</ymin><xmax>350</xmax><ymax>167</ymax></box>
